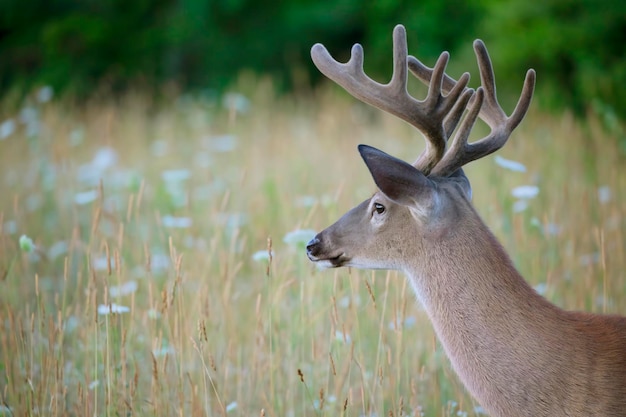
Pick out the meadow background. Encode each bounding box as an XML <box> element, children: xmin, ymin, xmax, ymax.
<box><xmin>1</xmin><ymin>1</ymin><xmax>625</xmax><ymax>416</ymax></box>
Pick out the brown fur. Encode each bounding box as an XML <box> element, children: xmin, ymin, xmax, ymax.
<box><xmin>307</xmin><ymin>160</ymin><xmax>626</xmax><ymax>416</ymax></box>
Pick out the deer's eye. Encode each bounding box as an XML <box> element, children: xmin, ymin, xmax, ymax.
<box><xmin>373</xmin><ymin>203</ymin><xmax>385</xmax><ymax>214</ymax></box>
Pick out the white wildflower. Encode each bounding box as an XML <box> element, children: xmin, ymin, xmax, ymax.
<box><xmin>338</xmin><ymin>295</ymin><xmax>361</xmax><ymax>308</ymax></box>
<box><xmin>109</xmin><ymin>281</ymin><xmax>138</xmax><ymax>297</ymax></box>
<box><xmin>388</xmin><ymin>315</ymin><xmax>416</xmax><ymax>330</ymax></box>
<box><xmin>92</xmin><ymin>256</ymin><xmax>117</xmax><ymax>271</ymax></box>
<box><xmin>0</xmin><ymin>119</ymin><xmax>15</xmax><ymax>139</ymax></box>
<box><xmin>3</xmin><ymin>220</ymin><xmax>17</xmax><ymax>235</ymax></box>
<box><xmin>597</xmin><ymin>186</ymin><xmax>611</xmax><ymax>204</ymax></box>
<box><xmin>494</xmin><ymin>155</ymin><xmax>527</xmax><ymax>172</ymax></box>
<box><xmin>74</xmin><ymin>190</ymin><xmax>98</xmax><ymax>205</ymax></box>
<box><xmin>474</xmin><ymin>405</ymin><xmax>487</xmax><ymax>415</ymax></box>
<box><xmin>162</xmin><ymin>215</ymin><xmax>192</xmax><ymax>228</ymax></box>
<box><xmin>64</xmin><ymin>316</ymin><xmax>80</xmax><ymax>333</ymax></box>
<box><xmin>48</xmin><ymin>241</ymin><xmax>69</xmax><ymax>260</ymax></box>
<box><xmin>283</xmin><ymin>229</ymin><xmax>316</xmax><ymax>246</ymax></box>
<box><xmin>69</xmin><ymin>128</ymin><xmax>84</xmax><ymax>146</ymax></box>
<box><xmin>151</xmin><ymin>139</ymin><xmax>169</xmax><ymax>157</ymax></box>
<box><xmin>97</xmin><ymin>303</ymin><xmax>130</xmax><ymax>315</ymax></box>
<box><xmin>512</xmin><ymin>200</ymin><xmax>529</xmax><ymax>213</ymax></box>
<box><xmin>511</xmin><ymin>185</ymin><xmax>539</xmax><ymax>200</ymax></box>
<box><xmin>206</xmin><ymin>134</ymin><xmax>238</xmax><ymax>152</ymax></box>
<box><xmin>295</xmin><ymin>195</ymin><xmax>318</xmax><ymax>207</ymax></box>
<box><xmin>19</xmin><ymin>106</ymin><xmax>38</xmax><ymax>125</ymax></box>
<box><xmin>37</xmin><ymin>86</ymin><xmax>54</xmax><ymax>103</ymax></box>
<box><xmin>150</xmin><ymin>253</ymin><xmax>171</xmax><ymax>273</ymax></box>
<box><xmin>153</xmin><ymin>344</ymin><xmax>175</xmax><ymax>357</ymax></box>
<box><xmin>252</xmin><ymin>250</ymin><xmax>273</xmax><ymax>262</ymax></box>
<box><xmin>147</xmin><ymin>309</ymin><xmax>161</xmax><ymax>320</ymax></box>
<box><xmin>222</xmin><ymin>93</ymin><xmax>250</xmax><ymax>114</ymax></box>
<box><xmin>335</xmin><ymin>330</ymin><xmax>351</xmax><ymax>344</ymax></box>
<box><xmin>161</xmin><ymin>169</ymin><xmax>191</xmax><ymax>182</ymax></box>
<box><xmin>534</xmin><ymin>283</ymin><xmax>547</xmax><ymax>295</ymax></box>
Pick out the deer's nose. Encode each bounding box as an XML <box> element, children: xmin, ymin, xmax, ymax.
<box><xmin>306</xmin><ymin>237</ymin><xmax>320</xmax><ymax>255</ymax></box>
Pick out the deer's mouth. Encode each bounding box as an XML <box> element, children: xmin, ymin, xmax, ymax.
<box><xmin>306</xmin><ymin>236</ymin><xmax>350</xmax><ymax>267</ymax></box>
<box><xmin>307</xmin><ymin>251</ymin><xmax>348</xmax><ymax>267</ymax></box>
<box><xmin>326</xmin><ymin>253</ymin><xmax>349</xmax><ymax>267</ymax></box>
<box><xmin>307</xmin><ymin>251</ymin><xmax>348</xmax><ymax>268</ymax></box>
<box><xmin>309</xmin><ymin>253</ymin><xmax>350</xmax><ymax>268</ymax></box>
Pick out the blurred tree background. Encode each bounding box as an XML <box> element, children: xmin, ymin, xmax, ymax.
<box><xmin>0</xmin><ymin>0</ymin><xmax>624</xmax><ymax>119</ymax></box>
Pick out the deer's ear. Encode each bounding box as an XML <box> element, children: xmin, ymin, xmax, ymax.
<box><xmin>358</xmin><ymin>144</ymin><xmax>434</xmax><ymax>206</ymax></box>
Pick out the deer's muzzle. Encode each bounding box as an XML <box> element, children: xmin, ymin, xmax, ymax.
<box><xmin>306</xmin><ymin>235</ymin><xmax>347</xmax><ymax>267</ymax></box>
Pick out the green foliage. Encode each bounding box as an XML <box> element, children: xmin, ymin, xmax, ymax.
<box><xmin>1</xmin><ymin>0</ymin><xmax>169</xmax><ymax>94</ymax></box>
<box><xmin>480</xmin><ymin>0</ymin><xmax>626</xmax><ymax>118</ymax></box>
<box><xmin>0</xmin><ymin>0</ymin><xmax>365</xmax><ymax>96</ymax></box>
<box><xmin>0</xmin><ymin>0</ymin><xmax>480</xmax><ymax>97</ymax></box>
<box><xmin>0</xmin><ymin>0</ymin><xmax>624</xmax><ymax>118</ymax></box>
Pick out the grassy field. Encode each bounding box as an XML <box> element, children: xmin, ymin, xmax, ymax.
<box><xmin>0</xmin><ymin>78</ymin><xmax>624</xmax><ymax>417</ymax></box>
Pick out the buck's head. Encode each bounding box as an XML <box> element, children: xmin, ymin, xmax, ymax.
<box><xmin>306</xmin><ymin>25</ymin><xmax>535</xmax><ymax>272</ymax></box>
<box><xmin>306</xmin><ymin>145</ymin><xmax>473</xmax><ymax>270</ymax></box>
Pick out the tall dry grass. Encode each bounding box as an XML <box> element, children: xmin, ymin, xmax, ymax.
<box><xmin>0</xmin><ymin>79</ymin><xmax>624</xmax><ymax>417</ymax></box>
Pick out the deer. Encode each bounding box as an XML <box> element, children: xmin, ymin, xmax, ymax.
<box><xmin>305</xmin><ymin>24</ymin><xmax>626</xmax><ymax>416</ymax></box>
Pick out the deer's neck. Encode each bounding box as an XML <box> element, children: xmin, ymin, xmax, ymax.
<box><xmin>404</xmin><ymin>214</ymin><xmax>565</xmax><ymax>414</ymax></box>
<box><xmin>407</xmin><ymin>214</ymin><xmax>546</xmax><ymax>311</ymax></box>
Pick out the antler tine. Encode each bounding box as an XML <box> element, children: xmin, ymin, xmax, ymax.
<box><xmin>408</xmin><ymin>55</ymin><xmax>463</xmax><ymax>100</ymax></box>
<box><xmin>409</xmin><ymin>39</ymin><xmax>536</xmax><ymax>177</ymax></box>
<box><xmin>310</xmin><ymin>25</ymin><xmax>413</xmax><ymax>121</ymax></box>
<box><xmin>433</xmin><ymin>87</ymin><xmax>486</xmax><ymax>175</ymax></box>
<box><xmin>413</xmin><ymin>55</ymin><xmax>474</xmax><ymax>171</ymax></box>
<box><xmin>412</xmin><ymin>80</ymin><xmax>474</xmax><ymax>170</ymax></box>
<box><xmin>440</xmin><ymin>72</ymin><xmax>474</xmax><ymax>148</ymax></box>
<box><xmin>408</xmin><ymin>49</ymin><xmax>481</xmax><ymax>129</ymax></box>
<box><xmin>311</xmin><ymin>24</ymin><xmax>473</xmax><ymax>175</ymax></box>
<box><xmin>471</xmin><ymin>40</ymin><xmax>536</xmax><ymax>134</ymax></box>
